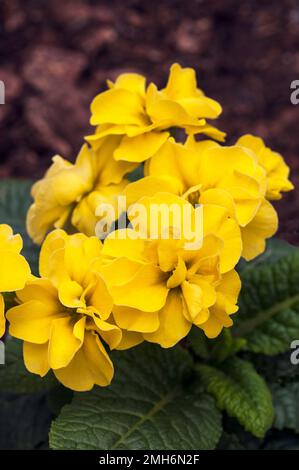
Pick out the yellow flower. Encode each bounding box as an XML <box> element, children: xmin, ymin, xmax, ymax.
<box><xmin>27</xmin><ymin>137</ymin><xmax>136</xmax><ymax>244</ymax></box>
<box><xmin>6</xmin><ymin>229</ymin><xmax>123</xmax><ymax>391</ymax></box>
<box><xmin>99</xmin><ymin>193</ymin><xmax>242</xmax><ymax>345</ymax></box>
<box><xmin>0</xmin><ymin>224</ymin><xmax>30</xmax><ymax>337</ymax></box>
<box><xmin>236</xmin><ymin>134</ymin><xmax>294</xmax><ymax>200</ymax></box>
<box><xmin>126</xmin><ymin>137</ymin><xmax>278</xmax><ymax>260</ymax></box>
<box><xmin>86</xmin><ymin>63</ymin><xmax>225</xmax><ymax>163</ymax></box>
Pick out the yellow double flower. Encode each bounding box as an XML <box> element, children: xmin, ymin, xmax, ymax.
<box><xmin>2</xmin><ymin>64</ymin><xmax>293</xmax><ymax>391</ymax></box>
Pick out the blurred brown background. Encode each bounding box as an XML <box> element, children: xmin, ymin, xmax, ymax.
<box><xmin>0</xmin><ymin>0</ymin><xmax>299</xmax><ymax>242</ymax></box>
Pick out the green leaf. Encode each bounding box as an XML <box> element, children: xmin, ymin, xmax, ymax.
<box><xmin>50</xmin><ymin>344</ymin><xmax>222</xmax><ymax>450</ymax></box>
<box><xmin>233</xmin><ymin>249</ymin><xmax>299</xmax><ymax>355</ymax></box>
<box><xmin>0</xmin><ymin>179</ymin><xmax>39</xmax><ymax>273</ymax></box>
<box><xmin>271</xmin><ymin>382</ymin><xmax>299</xmax><ymax>432</ymax></box>
<box><xmin>237</xmin><ymin>238</ymin><xmax>297</xmax><ymax>273</ymax></box>
<box><xmin>244</xmin><ymin>351</ymin><xmax>299</xmax><ymax>383</ymax></box>
<box><xmin>209</xmin><ymin>330</ymin><xmax>246</xmax><ymax>363</ymax></box>
<box><xmin>197</xmin><ymin>357</ymin><xmax>274</xmax><ymax>438</ymax></box>
<box><xmin>126</xmin><ymin>164</ymin><xmax>144</xmax><ymax>182</ymax></box>
<box><xmin>0</xmin><ymin>338</ymin><xmax>57</xmax><ymax>393</ymax></box>
<box><xmin>189</xmin><ymin>328</ymin><xmax>246</xmax><ymax>362</ymax></box>
<box><xmin>188</xmin><ymin>326</ymin><xmax>210</xmax><ymax>359</ymax></box>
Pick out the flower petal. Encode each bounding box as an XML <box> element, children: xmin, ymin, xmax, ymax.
<box><xmin>113</xmin><ymin>305</ymin><xmax>160</xmax><ymax>333</ymax></box>
<box><xmin>48</xmin><ymin>316</ymin><xmax>85</xmax><ymax>369</ymax></box>
<box><xmin>7</xmin><ymin>300</ymin><xmax>66</xmax><ymax>344</ymax></box>
<box><xmin>114</xmin><ymin>132</ymin><xmax>169</xmax><ymax>163</ymax></box>
<box><xmin>0</xmin><ymin>250</ymin><xmax>30</xmax><ymax>292</ymax></box>
<box><xmin>109</xmin><ymin>264</ymin><xmax>169</xmax><ymax>312</ymax></box>
<box><xmin>90</xmin><ymin>88</ymin><xmax>146</xmax><ymax>126</ymax></box>
<box><xmin>54</xmin><ymin>331</ymin><xmax>114</xmax><ymax>391</ymax></box>
<box><xmin>115</xmin><ymin>330</ymin><xmax>144</xmax><ymax>350</ymax></box>
<box><xmin>23</xmin><ymin>341</ymin><xmax>50</xmax><ymax>377</ymax></box>
<box><xmin>144</xmin><ymin>290</ymin><xmax>191</xmax><ymax>347</ymax></box>
<box><xmin>241</xmin><ymin>199</ymin><xmax>278</xmax><ymax>260</ymax></box>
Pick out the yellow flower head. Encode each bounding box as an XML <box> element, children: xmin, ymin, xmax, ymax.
<box><xmin>86</xmin><ymin>63</ymin><xmax>224</xmax><ymax>163</ymax></box>
<box><xmin>6</xmin><ymin>229</ymin><xmax>123</xmax><ymax>391</ymax></box>
<box><xmin>99</xmin><ymin>193</ymin><xmax>242</xmax><ymax>346</ymax></box>
<box><xmin>126</xmin><ymin>136</ymin><xmax>278</xmax><ymax>260</ymax></box>
<box><xmin>0</xmin><ymin>224</ymin><xmax>31</xmax><ymax>337</ymax></box>
<box><xmin>27</xmin><ymin>137</ymin><xmax>136</xmax><ymax>244</ymax></box>
<box><xmin>236</xmin><ymin>134</ymin><xmax>294</xmax><ymax>200</ymax></box>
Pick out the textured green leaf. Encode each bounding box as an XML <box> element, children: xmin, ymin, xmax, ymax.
<box><xmin>0</xmin><ymin>338</ymin><xmax>56</xmax><ymax>393</ymax></box>
<box><xmin>50</xmin><ymin>344</ymin><xmax>222</xmax><ymax>450</ymax></box>
<box><xmin>233</xmin><ymin>249</ymin><xmax>299</xmax><ymax>355</ymax></box>
<box><xmin>0</xmin><ymin>179</ymin><xmax>38</xmax><ymax>273</ymax></box>
<box><xmin>197</xmin><ymin>357</ymin><xmax>274</xmax><ymax>438</ymax></box>
<box><xmin>245</xmin><ymin>351</ymin><xmax>299</xmax><ymax>383</ymax></box>
<box><xmin>189</xmin><ymin>327</ymin><xmax>246</xmax><ymax>362</ymax></box>
<box><xmin>238</xmin><ymin>238</ymin><xmax>297</xmax><ymax>273</ymax></box>
<box><xmin>209</xmin><ymin>330</ymin><xmax>246</xmax><ymax>363</ymax></box>
<box><xmin>271</xmin><ymin>382</ymin><xmax>299</xmax><ymax>432</ymax></box>
<box><xmin>188</xmin><ymin>326</ymin><xmax>209</xmax><ymax>359</ymax></box>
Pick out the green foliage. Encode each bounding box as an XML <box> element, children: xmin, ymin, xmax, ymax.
<box><xmin>49</xmin><ymin>344</ymin><xmax>222</xmax><ymax>450</ymax></box>
<box><xmin>245</xmin><ymin>351</ymin><xmax>299</xmax><ymax>383</ymax></box>
<box><xmin>238</xmin><ymin>238</ymin><xmax>297</xmax><ymax>273</ymax></box>
<box><xmin>0</xmin><ymin>338</ymin><xmax>57</xmax><ymax>394</ymax></box>
<box><xmin>197</xmin><ymin>357</ymin><xmax>274</xmax><ymax>438</ymax></box>
<box><xmin>233</xmin><ymin>247</ymin><xmax>299</xmax><ymax>355</ymax></box>
<box><xmin>0</xmin><ymin>174</ymin><xmax>298</xmax><ymax>451</ymax></box>
<box><xmin>189</xmin><ymin>327</ymin><xmax>246</xmax><ymax>362</ymax></box>
<box><xmin>0</xmin><ymin>179</ymin><xmax>39</xmax><ymax>273</ymax></box>
<box><xmin>271</xmin><ymin>382</ymin><xmax>299</xmax><ymax>432</ymax></box>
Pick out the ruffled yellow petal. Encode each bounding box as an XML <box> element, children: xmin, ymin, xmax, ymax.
<box><xmin>23</xmin><ymin>341</ymin><xmax>50</xmax><ymax>377</ymax></box>
<box><xmin>113</xmin><ymin>305</ymin><xmax>159</xmax><ymax>333</ymax></box>
<box><xmin>144</xmin><ymin>289</ymin><xmax>191</xmax><ymax>347</ymax></box>
<box><xmin>48</xmin><ymin>316</ymin><xmax>85</xmax><ymax>369</ymax></box>
<box><xmin>241</xmin><ymin>199</ymin><xmax>278</xmax><ymax>260</ymax></box>
<box><xmin>103</xmin><ymin>229</ymin><xmax>146</xmax><ymax>263</ymax></box>
<box><xmin>90</xmin><ymin>88</ymin><xmax>147</xmax><ymax>127</ymax></box>
<box><xmin>202</xmin><ymin>204</ymin><xmax>242</xmax><ymax>273</ymax></box>
<box><xmin>58</xmin><ymin>281</ymin><xmax>84</xmax><ymax>309</ymax></box>
<box><xmin>0</xmin><ymin>246</ymin><xmax>30</xmax><ymax>292</ymax></box>
<box><xmin>92</xmin><ymin>318</ymin><xmax>122</xmax><ymax>350</ymax></box>
<box><xmin>99</xmin><ymin>257</ymin><xmax>142</xmax><ymax>287</ymax></box>
<box><xmin>163</xmin><ymin>63</ymin><xmax>222</xmax><ymax>119</ymax></box>
<box><xmin>115</xmin><ymin>330</ymin><xmax>144</xmax><ymax>350</ymax></box>
<box><xmin>237</xmin><ymin>134</ymin><xmax>294</xmax><ymax>200</ymax></box>
<box><xmin>146</xmin><ymin>138</ymin><xmax>200</xmax><ymax>190</ymax></box>
<box><xmin>124</xmin><ymin>175</ymin><xmax>183</xmax><ymax>207</ymax></box>
<box><xmin>54</xmin><ymin>331</ymin><xmax>114</xmax><ymax>391</ymax></box>
<box><xmin>7</xmin><ymin>301</ymin><xmax>66</xmax><ymax>344</ymax></box>
<box><xmin>87</xmin><ymin>274</ymin><xmax>113</xmax><ymax>320</ymax></box>
<box><xmin>108</xmin><ymin>264</ymin><xmax>169</xmax><ymax>312</ymax></box>
<box><xmin>114</xmin><ymin>132</ymin><xmax>169</xmax><ymax>163</ymax></box>
<box><xmin>108</xmin><ymin>72</ymin><xmax>146</xmax><ymax>96</ymax></box>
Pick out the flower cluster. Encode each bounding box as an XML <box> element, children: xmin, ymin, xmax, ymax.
<box><xmin>3</xmin><ymin>64</ymin><xmax>293</xmax><ymax>391</ymax></box>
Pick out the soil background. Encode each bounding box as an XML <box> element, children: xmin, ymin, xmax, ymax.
<box><xmin>0</xmin><ymin>0</ymin><xmax>299</xmax><ymax>243</ymax></box>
